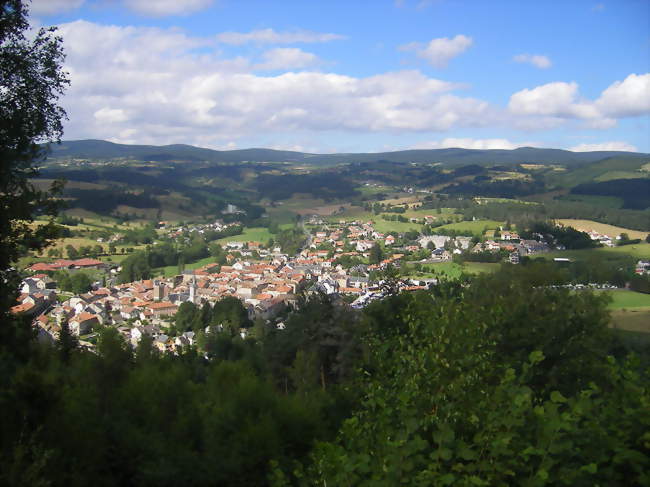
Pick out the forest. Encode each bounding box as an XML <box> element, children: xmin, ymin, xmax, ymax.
<box><xmin>2</xmin><ymin>270</ymin><xmax>649</xmax><ymax>486</ymax></box>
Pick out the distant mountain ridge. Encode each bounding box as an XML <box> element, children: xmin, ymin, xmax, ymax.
<box><xmin>46</xmin><ymin>139</ymin><xmax>649</xmax><ymax>167</ymax></box>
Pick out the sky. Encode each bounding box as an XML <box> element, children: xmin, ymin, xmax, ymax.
<box><xmin>30</xmin><ymin>0</ymin><xmax>650</xmax><ymax>154</ymax></box>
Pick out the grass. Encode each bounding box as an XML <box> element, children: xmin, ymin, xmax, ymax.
<box><xmin>610</xmin><ymin>309</ymin><xmax>650</xmax><ymax>334</ymax></box>
<box><xmin>214</xmin><ymin>225</ymin><xmax>292</xmax><ymax>246</ymax></box>
<box><xmin>556</xmin><ymin>219</ymin><xmax>649</xmax><ymax>240</ymax></box>
<box><xmin>555</xmin><ymin>194</ymin><xmax>624</xmax><ymax>209</ymax></box>
<box><xmin>542</xmin><ymin>243</ymin><xmax>650</xmax><ymax>261</ymax></box>
<box><xmin>155</xmin><ymin>256</ymin><xmax>216</xmax><ymax>278</ymax></box>
<box><xmin>462</xmin><ymin>262</ymin><xmax>501</xmax><ymax>274</ymax></box>
<box><xmin>601</xmin><ymin>290</ymin><xmax>650</xmax><ymax>310</ymax></box>
<box><xmin>595</xmin><ymin>171</ymin><xmax>646</xmax><ymax>182</ymax></box>
<box><xmin>433</xmin><ymin>220</ymin><xmax>503</xmax><ymax>237</ymax></box>
<box><xmin>415</xmin><ymin>261</ymin><xmax>500</xmax><ymax>279</ymax></box>
<box><xmin>372</xmin><ymin>219</ymin><xmax>423</xmax><ymax>234</ymax></box>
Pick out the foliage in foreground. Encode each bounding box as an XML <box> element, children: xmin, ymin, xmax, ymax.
<box><xmin>280</xmin><ymin>276</ymin><xmax>649</xmax><ymax>486</ymax></box>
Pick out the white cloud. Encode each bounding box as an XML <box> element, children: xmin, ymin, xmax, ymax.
<box><xmin>596</xmin><ymin>73</ymin><xmax>650</xmax><ymax>118</ymax></box>
<box><xmin>216</xmin><ymin>28</ymin><xmax>346</xmax><ymax>45</ymax></box>
<box><xmin>56</xmin><ymin>21</ymin><xmax>496</xmax><ymax>147</ymax></box>
<box><xmin>30</xmin><ymin>0</ymin><xmax>85</xmax><ymax>15</ymax></box>
<box><xmin>513</xmin><ymin>53</ymin><xmax>552</xmax><ymax>69</ymax></box>
<box><xmin>508</xmin><ymin>74</ymin><xmax>650</xmax><ymax>130</ymax></box>
<box><xmin>569</xmin><ymin>141</ymin><xmax>638</xmax><ymax>152</ymax></box>
<box><xmin>255</xmin><ymin>48</ymin><xmax>320</xmax><ymax>71</ymax></box>
<box><xmin>509</xmin><ymin>82</ymin><xmax>583</xmax><ymax>117</ymax></box>
<box><xmin>94</xmin><ymin>107</ymin><xmax>129</xmax><ymax>123</ymax></box>
<box><xmin>400</xmin><ymin>35</ymin><xmax>473</xmax><ymax>68</ymax></box>
<box><xmin>413</xmin><ymin>138</ymin><xmax>535</xmax><ymax>150</ymax></box>
<box><xmin>123</xmin><ymin>0</ymin><xmax>214</xmax><ymax>16</ymax></box>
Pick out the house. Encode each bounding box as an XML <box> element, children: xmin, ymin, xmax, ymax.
<box><xmin>71</xmin><ymin>258</ymin><xmax>105</xmax><ymax>270</ymax></box>
<box><xmin>154</xmin><ymin>334</ymin><xmax>170</xmax><ymax>353</ymax></box>
<box><xmin>635</xmin><ymin>260</ymin><xmax>650</xmax><ymax>275</ymax></box>
<box><xmin>418</xmin><ymin>235</ymin><xmax>450</xmax><ymax>249</ymax></box>
<box><xmin>146</xmin><ymin>301</ymin><xmax>178</xmax><ymax>318</ymax></box>
<box><xmin>69</xmin><ymin>312</ymin><xmax>99</xmax><ymax>336</ymax></box>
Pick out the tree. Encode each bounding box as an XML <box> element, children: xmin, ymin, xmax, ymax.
<box><xmin>66</xmin><ymin>244</ymin><xmax>78</xmax><ymax>259</ymax></box>
<box><xmin>0</xmin><ymin>0</ymin><xmax>68</xmax><ymax>365</ymax></box>
<box><xmin>58</xmin><ymin>318</ymin><xmax>78</xmax><ymax>364</ymax></box>
<box><xmin>69</xmin><ymin>272</ymin><xmax>92</xmax><ymax>294</ymax></box>
<box><xmin>368</xmin><ymin>244</ymin><xmax>383</xmax><ymax>265</ymax></box>
<box><xmin>300</xmin><ymin>276</ymin><xmax>649</xmax><ymax>486</ymax></box>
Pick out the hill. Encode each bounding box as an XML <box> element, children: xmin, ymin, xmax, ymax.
<box><xmin>45</xmin><ymin>140</ymin><xmax>649</xmax><ymax>167</ymax></box>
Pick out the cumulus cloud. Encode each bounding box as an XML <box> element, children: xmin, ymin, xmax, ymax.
<box><xmin>595</xmin><ymin>73</ymin><xmax>650</xmax><ymax>118</ymax></box>
<box><xmin>413</xmin><ymin>138</ymin><xmax>534</xmax><ymax>150</ymax></box>
<box><xmin>216</xmin><ymin>28</ymin><xmax>346</xmax><ymax>45</ymax></box>
<box><xmin>400</xmin><ymin>34</ymin><xmax>473</xmax><ymax>68</ymax></box>
<box><xmin>123</xmin><ymin>0</ymin><xmax>214</xmax><ymax>16</ymax></box>
<box><xmin>569</xmin><ymin>141</ymin><xmax>638</xmax><ymax>152</ymax></box>
<box><xmin>255</xmin><ymin>48</ymin><xmax>320</xmax><ymax>71</ymax></box>
<box><xmin>56</xmin><ymin>21</ymin><xmax>494</xmax><ymax>147</ymax></box>
<box><xmin>30</xmin><ymin>0</ymin><xmax>85</xmax><ymax>15</ymax></box>
<box><xmin>513</xmin><ymin>53</ymin><xmax>552</xmax><ymax>69</ymax></box>
<box><xmin>508</xmin><ymin>74</ymin><xmax>649</xmax><ymax>130</ymax></box>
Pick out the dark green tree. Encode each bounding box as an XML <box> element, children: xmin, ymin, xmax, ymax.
<box><xmin>368</xmin><ymin>243</ymin><xmax>383</xmax><ymax>265</ymax></box>
<box><xmin>58</xmin><ymin>318</ymin><xmax>78</xmax><ymax>363</ymax></box>
<box><xmin>69</xmin><ymin>272</ymin><xmax>92</xmax><ymax>294</ymax></box>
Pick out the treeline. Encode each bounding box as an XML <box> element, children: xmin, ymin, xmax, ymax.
<box><xmin>254</xmin><ymin>173</ymin><xmax>359</xmax><ymax>201</ymax></box>
<box><xmin>118</xmin><ymin>239</ymin><xmax>216</xmax><ymax>283</ymax></box>
<box><xmin>572</xmin><ymin>178</ymin><xmax>650</xmax><ymax>210</ymax></box>
<box><xmin>464</xmin><ymin>200</ymin><xmax>650</xmax><ymax>231</ymax></box>
<box><xmin>522</xmin><ymin>221</ymin><xmax>598</xmax><ymax>249</ymax></box>
<box><xmin>442</xmin><ymin>177</ymin><xmax>546</xmax><ymax>199</ymax></box>
<box><xmin>1</xmin><ymin>268</ymin><xmax>648</xmax><ymax>485</ymax></box>
<box><xmin>272</xmin><ymin>228</ymin><xmax>306</xmax><ymax>255</ymax></box>
<box><xmin>65</xmin><ymin>188</ymin><xmax>160</xmax><ymax>213</ymax></box>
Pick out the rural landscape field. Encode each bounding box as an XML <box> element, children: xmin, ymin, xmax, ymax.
<box><xmin>2</xmin><ymin>0</ymin><xmax>650</xmax><ymax>485</ymax></box>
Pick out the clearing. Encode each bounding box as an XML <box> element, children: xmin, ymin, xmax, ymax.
<box><xmin>557</xmin><ymin>219</ymin><xmax>649</xmax><ymax>240</ymax></box>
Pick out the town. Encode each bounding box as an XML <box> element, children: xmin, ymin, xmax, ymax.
<box><xmin>15</xmin><ymin>213</ymin><xmax>649</xmax><ymax>356</ymax></box>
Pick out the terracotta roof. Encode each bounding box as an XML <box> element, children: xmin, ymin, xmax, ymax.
<box><xmin>73</xmin><ymin>258</ymin><xmax>104</xmax><ymax>267</ymax></box>
<box><xmin>28</xmin><ymin>262</ymin><xmax>57</xmax><ymax>272</ymax></box>
<box><xmin>147</xmin><ymin>301</ymin><xmax>177</xmax><ymax>310</ymax></box>
<box><xmin>71</xmin><ymin>312</ymin><xmax>98</xmax><ymax>323</ymax></box>
<box><xmin>10</xmin><ymin>302</ymin><xmax>34</xmax><ymax>314</ymax></box>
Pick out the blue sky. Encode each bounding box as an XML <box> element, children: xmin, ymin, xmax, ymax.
<box><xmin>32</xmin><ymin>0</ymin><xmax>650</xmax><ymax>153</ymax></box>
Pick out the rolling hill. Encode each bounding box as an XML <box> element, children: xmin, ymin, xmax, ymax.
<box><xmin>45</xmin><ymin>139</ymin><xmax>649</xmax><ymax>167</ymax></box>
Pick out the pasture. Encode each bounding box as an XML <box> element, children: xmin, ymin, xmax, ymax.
<box><xmin>433</xmin><ymin>219</ymin><xmax>503</xmax><ymax>237</ymax></box>
<box><xmin>557</xmin><ymin>219</ymin><xmax>649</xmax><ymax>240</ymax></box>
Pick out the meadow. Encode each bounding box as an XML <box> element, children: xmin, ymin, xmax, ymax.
<box><xmin>543</xmin><ymin>243</ymin><xmax>650</xmax><ymax>261</ymax></box>
<box><xmin>557</xmin><ymin>219</ymin><xmax>649</xmax><ymax>240</ymax></box>
<box><xmin>433</xmin><ymin>219</ymin><xmax>503</xmax><ymax>237</ymax></box>
<box><xmin>602</xmin><ymin>289</ymin><xmax>650</xmax><ymax>310</ymax></box>
<box><xmin>214</xmin><ymin>224</ymin><xmax>293</xmax><ymax>246</ymax></box>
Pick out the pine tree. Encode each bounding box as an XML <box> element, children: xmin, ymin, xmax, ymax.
<box><xmin>58</xmin><ymin>319</ymin><xmax>78</xmax><ymax>364</ymax></box>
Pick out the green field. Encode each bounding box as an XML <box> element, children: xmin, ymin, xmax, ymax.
<box><xmin>555</xmin><ymin>194</ymin><xmax>624</xmax><ymax>209</ymax></box>
<box><xmin>417</xmin><ymin>261</ymin><xmax>500</xmax><ymax>279</ymax></box>
<box><xmin>462</xmin><ymin>262</ymin><xmax>501</xmax><ymax>274</ymax></box>
<box><xmin>602</xmin><ymin>290</ymin><xmax>650</xmax><ymax>310</ymax></box>
<box><xmin>543</xmin><ymin>243</ymin><xmax>650</xmax><ymax>261</ymax></box>
<box><xmin>214</xmin><ymin>225</ymin><xmax>292</xmax><ymax>246</ymax></box>
<box><xmin>433</xmin><ymin>220</ymin><xmax>503</xmax><ymax>237</ymax></box>
<box><xmin>372</xmin><ymin>219</ymin><xmax>423</xmax><ymax>234</ymax></box>
<box><xmin>155</xmin><ymin>256</ymin><xmax>216</xmax><ymax>278</ymax></box>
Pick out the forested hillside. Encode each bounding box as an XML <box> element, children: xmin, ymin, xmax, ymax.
<box><xmin>2</xmin><ymin>270</ymin><xmax>649</xmax><ymax>485</ymax></box>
